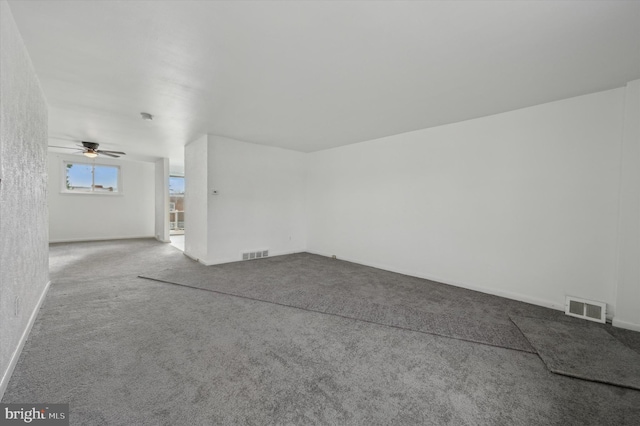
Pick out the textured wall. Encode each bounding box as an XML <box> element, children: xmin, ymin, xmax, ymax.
<box><xmin>0</xmin><ymin>1</ymin><xmax>49</xmax><ymax>396</ymax></box>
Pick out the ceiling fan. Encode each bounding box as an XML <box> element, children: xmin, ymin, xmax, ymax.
<box><xmin>49</xmin><ymin>141</ymin><xmax>126</xmax><ymax>158</ymax></box>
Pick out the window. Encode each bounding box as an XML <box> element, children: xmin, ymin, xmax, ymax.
<box><xmin>63</xmin><ymin>161</ymin><xmax>121</xmax><ymax>194</ymax></box>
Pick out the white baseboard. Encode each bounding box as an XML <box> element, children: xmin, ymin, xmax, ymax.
<box><xmin>49</xmin><ymin>235</ymin><xmax>155</xmax><ymax>244</ymax></box>
<box><xmin>195</xmin><ymin>249</ymin><xmax>306</xmax><ymax>266</ymax></box>
<box><xmin>305</xmin><ymin>249</ymin><xmax>566</xmax><ymax>313</ymax></box>
<box><xmin>612</xmin><ymin>318</ymin><xmax>640</xmax><ymax>332</ymax></box>
<box><xmin>182</xmin><ymin>250</ymin><xmax>201</xmax><ymax>263</ymax></box>
<box><xmin>0</xmin><ymin>280</ymin><xmax>51</xmax><ymax>401</ymax></box>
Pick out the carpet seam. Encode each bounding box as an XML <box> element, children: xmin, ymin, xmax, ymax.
<box><xmin>544</xmin><ymin>368</ymin><xmax>640</xmax><ymax>392</ymax></box>
<box><xmin>138</xmin><ymin>275</ymin><xmax>537</xmax><ymax>355</ymax></box>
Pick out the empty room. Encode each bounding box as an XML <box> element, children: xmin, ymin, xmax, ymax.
<box><xmin>1</xmin><ymin>0</ymin><xmax>639</xmax><ymax>424</ymax></box>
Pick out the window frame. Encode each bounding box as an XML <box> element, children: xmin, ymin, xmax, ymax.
<box><xmin>61</xmin><ymin>160</ymin><xmax>122</xmax><ymax>195</ymax></box>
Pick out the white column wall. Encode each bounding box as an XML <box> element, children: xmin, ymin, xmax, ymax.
<box><xmin>155</xmin><ymin>158</ymin><xmax>170</xmax><ymax>243</ymax></box>
<box><xmin>613</xmin><ymin>80</ymin><xmax>640</xmax><ymax>331</ymax></box>
<box><xmin>184</xmin><ymin>135</ymin><xmax>209</xmax><ymax>262</ymax></box>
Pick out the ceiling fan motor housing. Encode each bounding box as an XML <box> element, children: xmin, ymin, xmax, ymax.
<box><xmin>82</xmin><ymin>141</ymin><xmax>99</xmax><ymax>150</ymax></box>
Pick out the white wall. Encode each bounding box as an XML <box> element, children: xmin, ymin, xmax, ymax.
<box><xmin>184</xmin><ymin>135</ymin><xmax>307</xmax><ymax>265</ymax></box>
<box><xmin>184</xmin><ymin>135</ymin><xmax>209</xmax><ymax>261</ymax></box>
<box><xmin>613</xmin><ymin>80</ymin><xmax>640</xmax><ymax>331</ymax></box>
<box><xmin>0</xmin><ymin>0</ymin><xmax>49</xmax><ymax>399</ymax></box>
<box><xmin>48</xmin><ymin>153</ymin><xmax>155</xmax><ymax>242</ymax></box>
<box><xmin>307</xmin><ymin>89</ymin><xmax>625</xmax><ymax>316</ymax></box>
<box><xmin>155</xmin><ymin>158</ymin><xmax>170</xmax><ymax>243</ymax></box>
<box><xmin>206</xmin><ymin>136</ymin><xmax>307</xmax><ymax>264</ymax></box>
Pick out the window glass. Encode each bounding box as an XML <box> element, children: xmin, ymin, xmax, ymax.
<box><xmin>169</xmin><ymin>176</ymin><xmax>185</xmax><ymax>195</ymax></box>
<box><xmin>65</xmin><ymin>163</ymin><xmax>93</xmax><ymax>191</ymax></box>
<box><xmin>94</xmin><ymin>165</ymin><xmax>119</xmax><ymax>192</ymax></box>
<box><xmin>64</xmin><ymin>162</ymin><xmax>120</xmax><ymax>193</ymax></box>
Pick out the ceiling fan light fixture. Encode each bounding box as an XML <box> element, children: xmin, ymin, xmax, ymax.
<box><xmin>83</xmin><ymin>150</ymin><xmax>98</xmax><ymax>158</ymax></box>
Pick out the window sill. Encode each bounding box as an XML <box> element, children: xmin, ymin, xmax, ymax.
<box><xmin>60</xmin><ymin>191</ymin><xmax>123</xmax><ymax>196</ymax></box>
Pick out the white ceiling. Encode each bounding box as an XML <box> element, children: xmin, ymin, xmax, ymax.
<box><xmin>9</xmin><ymin>0</ymin><xmax>640</xmax><ymax>172</ymax></box>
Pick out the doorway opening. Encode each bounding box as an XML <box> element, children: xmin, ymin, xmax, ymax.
<box><xmin>169</xmin><ymin>176</ymin><xmax>185</xmax><ymax>251</ymax></box>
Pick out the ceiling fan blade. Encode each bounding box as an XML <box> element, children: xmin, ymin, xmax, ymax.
<box><xmin>97</xmin><ymin>150</ymin><xmax>126</xmax><ymax>155</ymax></box>
<box><xmin>48</xmin><ymin>145</ymin><xmax>78</xmax><ymax>150</ymax></box>
<box><xmin>99</xmin><ymin>152</ymin><xmax>120</xmax><ymax>158</ymax></box>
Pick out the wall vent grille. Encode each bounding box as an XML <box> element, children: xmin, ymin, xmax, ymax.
<box><xmin>565</xmin><ymin>296</ymin><xmax>606</xmax><ymax>323</ymax></box>
<box><xmin>241</xmin><ymin>249</ymin><xmax>269</xmax><ymax>261</ymax></box>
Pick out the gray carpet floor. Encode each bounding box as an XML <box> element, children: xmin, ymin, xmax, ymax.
<box><xmin>139</xmin><ymin>255</ymin><xmax>541</xmax><ymax>353</ymax></box>
<box><xmin>511</xmin><ymin>316</ymin><xmax>640</xmax><ymax>391</ymax></box>
<box><xmin>3</xmin><ymin>239</ymin><xmax>640</xmax><ymax>425</ymax></box>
